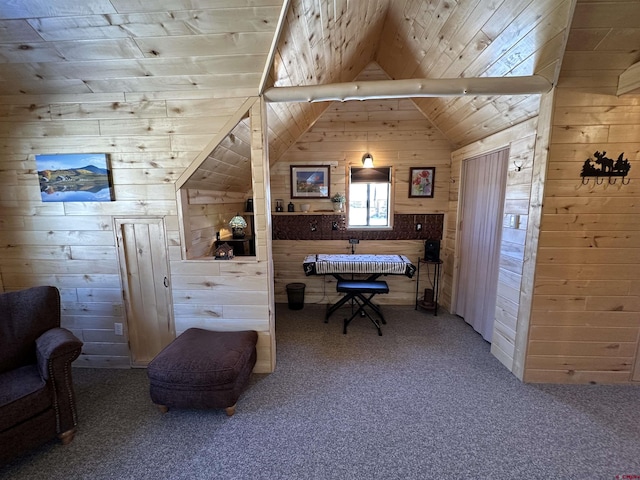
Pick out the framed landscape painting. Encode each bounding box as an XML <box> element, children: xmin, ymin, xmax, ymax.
<box><xmin>290</xmin><ymin>165</ymin><xmax>330</xmax><ymax>199</ymax></box>
<box><xmin>409</xmin><ymin>167</ymin><xmax>435</xmax><ymax>198</ymax></box>
<box><xmin>36</xmin><ymin>153</ymin><xmax>115</xmax><ymax>202</ymax></box>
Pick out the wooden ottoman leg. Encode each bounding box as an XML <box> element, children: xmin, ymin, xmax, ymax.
<box><xmin>225</xmin><ymin>404</ymin><xmax>236</xmax><ymax>416</ymax></box>
<box><xmin>59</xmin><ymin>428</ymin><xmax>77</xmax><ymax>445</ymax></box>
<box><xmin>157</xmin><ymin>405</ymin><xmax>169</xmax><ymax>414</ymax></box>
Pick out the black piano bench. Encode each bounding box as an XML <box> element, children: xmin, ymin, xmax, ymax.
<box><xmin>336</xmin><ymin>280</ymin><xmax>390</xmax><ymax>336</ymax></box>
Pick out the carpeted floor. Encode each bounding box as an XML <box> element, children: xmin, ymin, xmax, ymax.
<box><xmin>2</xmin><ymin>304</ymin><xmax>639</xmax><ymax>479</ymax></box>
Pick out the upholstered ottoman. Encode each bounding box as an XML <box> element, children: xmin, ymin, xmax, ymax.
<box><xmin>147</xmin><ymin>328</ymin><xmax>258</xmax><ymax>416</ymax></box>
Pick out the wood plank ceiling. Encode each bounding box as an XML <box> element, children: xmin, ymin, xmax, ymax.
<box><xmin>0</xmin><ymin>1</ymin><xmax>283</xmax><ymax>97</ymax></box>
<box><xmin>265</xmin><ymin>0</ymin><xmax>390</xmax><ymax>160</ymax></box>
<box><xmin>1</xmin><ymin>1</ymin><xmax>638</xmax><ymax>192</ymax></box>
<box><xmin>562</xmin><ymin>1</ymin><xmax>640</xmax><ymax>86</ymax></box>
<box><xmin>265</xmin><ymin>0</ymin><xmax>577</xmax><ymax>157</ymax></box>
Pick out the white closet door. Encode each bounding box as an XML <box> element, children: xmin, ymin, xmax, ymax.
<box><xmin>455</xmin><ymin>149</ymin><xmax>509</xmax><ymax>342</ymax></box>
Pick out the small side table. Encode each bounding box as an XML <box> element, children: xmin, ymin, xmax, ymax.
<box><xmin>415</xmin><ymin>258</ymin><xmax>442</xmax><ymax>315</ymax></box>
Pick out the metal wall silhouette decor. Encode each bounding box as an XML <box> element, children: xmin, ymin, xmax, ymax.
<box><xmin>580</xmin><ymin>151</ymin><xmax>631</xmax><ymax>185</ymax></box>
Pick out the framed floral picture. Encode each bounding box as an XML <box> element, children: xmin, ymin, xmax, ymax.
<box><xmin>409</xmin><ymin>167</ymin><xmax>435</xmax><ymax>198</ymax></box>
<box><xmin>290</xmin><ymin>165</ymin><xmax>330</xmax><ymax>198</ymax></box>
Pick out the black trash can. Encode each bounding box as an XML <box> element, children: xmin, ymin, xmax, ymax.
<box><xmin>286</xmin><ymin>283</ymin><xmax>306</xmax><ymax>310</ymax></box>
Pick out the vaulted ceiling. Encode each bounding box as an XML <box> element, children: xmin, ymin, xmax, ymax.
<box><xmin>1</xmin><ymin>0</ymin><xmax>639</xmax><ymax>193</ymax></box>
<box><xmin>266</xmin><ymin>0</ymin><xmax>573</xmax><ymax>157</ymax></box>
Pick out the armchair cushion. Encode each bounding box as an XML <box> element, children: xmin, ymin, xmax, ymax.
<box><xmin>0</xmin><ymin>365</ymin><xmax>50</xmax><ymax>432</ymax></box>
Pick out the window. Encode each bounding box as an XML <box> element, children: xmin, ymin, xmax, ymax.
<box><xmin>348</xmin><ymin>167</ymin><xmax>392</xmax><ymax>228</ymax></box>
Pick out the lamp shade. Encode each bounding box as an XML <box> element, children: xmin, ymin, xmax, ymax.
<box><xmin>362</xmin><ymin>153</ymin><xmax>374</xmax><ymax>168</ymax></box>
<box><xmin>229</xmin><ymin>213</ymin><xmax>247</xmax><ymax>238</ymax></box>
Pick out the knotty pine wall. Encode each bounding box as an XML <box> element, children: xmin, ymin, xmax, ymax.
<box><xmin>270</xmin><ymin>97</ymin><xmax>452</xmax><ymax>304</ymax></box>
<box><xmin>0</xmin><ymin>95</ymin><xmax>275</xmax><ymax>372</ymax></box>
<box><xmin>447</xmin><ymin>118</ymin><xmax>539</xmax><ymax>374</ymax></box>
<box><xmin>524</xmin><ymin>85</ymin><xmax>640</xmax><ymax>384</ymax></box>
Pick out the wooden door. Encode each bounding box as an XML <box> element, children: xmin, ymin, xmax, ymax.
<box><xmin>115</xmin><ymin>217</ymin><xmax>175</xmax><ymax>366</ymax></box>
<box><xmin>454</xmin><ymin>148</ymin><xmax>509</xmax><ymax>342</ymax></box>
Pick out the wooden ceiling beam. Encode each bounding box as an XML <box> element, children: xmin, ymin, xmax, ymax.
<box><xmin>263</xmin><ymin>75</ymin><xmax>553</xmax><ymax>103</ymax></box>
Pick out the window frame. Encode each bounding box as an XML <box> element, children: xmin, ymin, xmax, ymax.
<box><xmin>347</xmin><ymin>166</ymin><xmax>394</xmax><ymax>230</ymax></box>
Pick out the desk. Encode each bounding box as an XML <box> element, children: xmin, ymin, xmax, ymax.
<box><xmin>303</xmin><ymin>254</ymin><xmax>416</xmax><ymax>322</ymax></box>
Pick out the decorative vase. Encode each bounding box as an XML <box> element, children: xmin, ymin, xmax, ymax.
<box><xmin>332</xmin><ymin>202</ymin><xmax>343</xmax><ymax>212</ymax></box>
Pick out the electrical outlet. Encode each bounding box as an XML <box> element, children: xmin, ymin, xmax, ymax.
<box><xmin>114</xmin><ymin>323</ymin><xmax>124</xmax><ymax>336</ymax></box>
<box><xmin>349</xmin><ymin>238</ymin><xmax>359</xmax><ymax>244</ymax></box>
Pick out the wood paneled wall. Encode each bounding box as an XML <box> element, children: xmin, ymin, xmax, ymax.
<box><xmin>524</xmin><ymin>89</ymin><xmax>640</xmax><ymax>385</ymax></box>
<box><xmin>161</xmin><ymin>101</ymin><xmax>275</xmax><ymax>373</ymax></box>
<box><xmin>270</xmin><ymin>93</ymin><xmax>452</xmax><ymax>305</ymax></box>
<box><xmin>271</xmin><ymin>98</ymin><xmax>452</xmax><ymax>213</ymax></box>
<box><xmin>0</xmin><ymin>93</ymin><xmax>275</xmax><ymax>372</ymax></box>
<box><xmin>447</xmin><ymin>118</ymin><xmax>539</xmax><ymax>372</ymax></box>
<box><xmin>521</xmin><ymin>0</ymin><xmax>640</xmax><ymax>384</ymax></box>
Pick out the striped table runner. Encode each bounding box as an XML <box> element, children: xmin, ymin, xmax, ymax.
<box><xmin>303</xmin><ymin>254</ymin><xmax>414</xmax><ymax>276</ymax></box>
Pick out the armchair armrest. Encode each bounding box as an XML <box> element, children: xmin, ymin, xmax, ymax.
<box><xmin>36</xmin><ymin>328</ymin><xmax>83</xmax><ymax>435</ymax></box>
<box><xmin>36</xmin><ymin>328</ymin><xmax>83</xmax><ymax>379</ymax></box>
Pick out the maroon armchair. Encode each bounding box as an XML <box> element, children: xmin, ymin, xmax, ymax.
<box><xmin>0</xmin><ymin>286</ymin><xmax>83</xmax><ymax>465</ymax></box>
